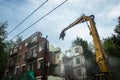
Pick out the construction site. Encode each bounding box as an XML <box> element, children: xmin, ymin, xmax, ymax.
<box><xmin>0</xmin><ymin>0</ymin><xmax>120</xmax><ymax>80</ymax></box>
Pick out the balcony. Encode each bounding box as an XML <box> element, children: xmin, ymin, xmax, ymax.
<box><xmin>26</xmin><ymin>36</ymin><xmax>38</xmax><ymax>48</ymax></box>
<box><xmin>7</xmin><ymin>61</ymin><xmax>15</xmax><ymax>69</ymax></box>
<box><xmin>10</xmin><ymin>50</ymin><xmax>17</xmax><ymax>57</ymax></box>
<box><xmin>26</xmin><ymin>53</ymin><xmax>37</xmax><ymax>62</ymax></box>
<box><xmin>10</xmin><ymin>53</ymin><xmax>17</xmax><ymax>57</ymax></box>
<box><xmin>27</xmin><ymin>41</ymin><xmax>37</xmax><ymax>48</ymax></box>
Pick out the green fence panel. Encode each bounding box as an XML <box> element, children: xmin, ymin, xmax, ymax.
<box><xmin>20</xmin><ymin>70</ymin><xmax>35</xmax><ymax>80</ymax></box>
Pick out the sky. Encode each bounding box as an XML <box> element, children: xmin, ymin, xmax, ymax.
<box><xmin>0</xmin><ymin>0</ymin><xmax>120</xmax><ymax>51</ymax></box>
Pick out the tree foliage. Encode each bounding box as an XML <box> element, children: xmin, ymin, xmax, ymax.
<box><xmin>103</xmin><ymin>16</ymin><xmax>120</xmax><ymax>58</ymax></box>
<box><xmin>0</xmin><ymin>22</ymin><xmax>8</xmax><ymax>79</ymax></box>
<box><xmin>114</xmin><ymin>17</ymin><xmax>120</xmax><ymax>36</ymax></box>
<box><xmin>102</xmin><ymin>16</ymin><xmax>120</xmax><ymax>80</ymax></box>
<box><xmin>103</xmin><ymin>37</ymin><xmax>120</xmax><ymax>58</ymax></box>
<box><xmin>0</xmin><ymin>22</ymin><xmax>22</xmax><ymax>79</ymax></box>
<box><xmin>16</xmin><ymin>36</ymin><xmax>22</xmax><ymax>44</ymax></box>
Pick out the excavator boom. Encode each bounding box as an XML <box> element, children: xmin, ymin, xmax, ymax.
<box><xmin>59</xmin><ymin>14</ymin><xmax>111</xmax><ymax>80</ymax></box>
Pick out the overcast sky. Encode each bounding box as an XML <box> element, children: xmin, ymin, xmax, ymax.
<box><xmin>0</xmin><ymin>0</ymin><xmax>120</xmax><ymax>51</ymax></box>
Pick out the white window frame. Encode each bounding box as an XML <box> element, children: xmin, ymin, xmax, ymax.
<box><xmin>27</xmin><ymin>61</ymin><xmax>36</xmax><ymax>71</ymax></box>
<box><xmin>30</xmin><ymin>46</ymin><xmax>37</xmax><ymax>56</ymax></box>
<box><xmin>25</xmin><ymin>41</ymin><xmax>28</xmax><ymax>46</ymax></box>
<box><xmin>15</xmin><ymin>66</ymin><xmax>20</xmax><ymax>74</ymax></box>
<box><xmin>37</xmin><ymin>57</ymin><xmax>43</xmax><ymax>69</ymax></box>
<box><xmin>39</xmin><ymin>42</ymin><xmax>45</xmax><ymax>52</ymax></box>
<box><xmin>21</xmin><ymin>64</ymin><xmax>26</xmax><ymax>72</ymax></box>
<box><xmin>10</xmin><ymin>50</ymin><xmax>12</xmax><ymax>55</ymax></box>
<box><xmin>19</xmin><ymin>44</ymin><xmax>22</xmax><ymax>50</ymax></box>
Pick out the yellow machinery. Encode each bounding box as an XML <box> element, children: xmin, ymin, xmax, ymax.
<box><xmin>59</xmin><ymin>14</ymin><xmax>111</xmax><ymax>80</ymax></box>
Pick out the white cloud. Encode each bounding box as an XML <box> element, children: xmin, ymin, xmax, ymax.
<box><xmin>96</xmin><ymin>2</ymin><xmax>120</xmax><ymax>23</ymax></box>
<box><xmin>107</xmin><ymin>4</ymin><xmax>120</xmax><ymax>20</ymax></box>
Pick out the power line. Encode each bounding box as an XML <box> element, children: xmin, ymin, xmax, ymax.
<box><xmin>8</xmin><ymin>0</ymin><xmax>48</xmax><ymax>35</ymax></box>
<box><xmin>11</xmin><ymin>0</ymin><xmax>68</xmax><ymax>40</ymax></box>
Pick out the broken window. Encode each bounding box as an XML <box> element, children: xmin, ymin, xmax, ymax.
<box><xmin>77</xmin><ymin>69</ymin><xmax>82</xmax><ymax>76</ymax></box>
<box><xmin>75</xmin><ymin>47</ymin><xmax>79</xmax><ymax>53</ymax></box>
<box><xmin>76</xmin><ymin>57</ymin><xmax>80</xmax><ymax>64</ymax></box>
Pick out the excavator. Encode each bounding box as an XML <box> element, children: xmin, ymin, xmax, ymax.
<box><xmin>59</xmin><ymin>14</ymin><xmax>112</xmax><ymax>80</ymax></box>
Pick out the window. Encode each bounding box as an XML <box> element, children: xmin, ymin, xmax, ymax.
<box><xmin>5</xmin><ymin>70</ymin><xmax>9</xmax><ymax>76</ymax></box>
<box><xmin>23</xmin><ymin>54</ymin><xmax>25</xmax><ymax>59</ymax></box>
<box><xmin>31</xmin><ymin>36</ymin><xmax>37</xmax><ymax>42</ymax></box>
<box><xmin>19</xmin><ymin>44</ymin><xmax>22</xmax><ymax>50</ymax></box>
<box><xmin>75</xmin><ymin>47</ymin><xmax>79</xmax><ymax>53</ymax></box>
<box><xmin>13</xmin><ymin>57</ymin><xmax>17</xmax><ymax>63</ymax></box>
<box><xmin>37</xmin><ymin>60</ymin><xmax>41</xmax><ymax>69</ymax></box>
<box><xmin>84</xmin><ymin>69</ymin><xmax>87</xmax><ymax>77</ymax></box>
<box><xmin>25</xmin><ymin>52</ymin><xmax>27</xmax><ymax>60</ymax></box>
<box><xmin>18</xmin><ymin>55</ymin><xmax>21</xmax><ymax>61</ymax></box>
<box><xmin>14</xmin><ymin>47</ymin><xmax>17</xmax><ymax>53</ymax></box>
<box><xmin>40</xmin><ymin>60</ymin><xmax>44</xmax><ymax>74</ymax></box>
<box><xmin>15</xmin><ymin>67</ymin><xmax>19</xmax><ymax>74</ymax></box>
<box><xmin>39</xmin><ymin>42</ymin><xmax>45</xmax><ymax>52</ymax></box>
<box><xmin>23</xmin><ymin>52</ymin><xmax>27</xmax><ymax>60</ymax></box>
<box><xmin>10</xmin><ymin>50</ymin><xmax>12</xmax><ymax>55</ymax></box>
<box><xmin>76</xmin><ymin>57</ymin><xmax>80</xmax><ymax>64</ymax></box>
<box><xmin>14</xmin><ymin>45</ymin><xmax>18</xmax><ymax>53</ymax></box>
<box><xmin>39</xmin><ymin>45</ymin><xmax>42</xmax><ymax>52</ymax></box>
<box><xmin>28</xmin><ymin>63</ymin><xmax>34</xmax><ymax>71</ymax></box>
<box><xmin>30</xmin><ymin>46</ymin><xmax>37</xmax><ymax>56</ymax></box>
<box><xmin>21</xmin><ymin>66</ymin><xmax>25</xmax><ymax>73</ymax></box>
<box><xmin>25</xmin><ymin>41</ymin><xmax>28</xmax><ymax>46</ymax></box>
<box><xmin>28</xmin><ymin>64</ymin><xmax>32</xmax><ymax>71</ymax></box>
<box><xmin>77</xmin><ymin>69</ymin><xmax>82</xmax><ymax>76</ymax></box>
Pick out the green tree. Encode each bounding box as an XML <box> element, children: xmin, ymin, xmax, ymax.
<box><xmin>103</xmin><ymin>16</ymin><xmax>120</xmax><ymax>58</ymax></box>
<box><xmin>102</xmin><ymin>16</ymin><xmax>120</xmax><ymax>80</ymax></box>
<box><xmin>16</xmin><ymin>36</ymin><xmax>22</xmax><ymax>44</ymax></box>
<box><xmin>0</xmin><ymin>22</ymin><xmax>9</xmax><ymax>79</ymax></box>
<box><xmin>6</xmin><ymin>36</ymin><xmax>22</xmax><ymax>52</ymax></box>
<box><xmin>0</xmin><ymin>22</ymin><xmax>22</xmax><ymax>79</ymax></box>
<box><xmin>114</xmin><ymin>17</ymin><xmax>120</xmax><ymax>36</ymax></box>
<box><xmin>103</xmin><ymin>37</ymin><xmax>120</xmax><ymax>58</ymax></box>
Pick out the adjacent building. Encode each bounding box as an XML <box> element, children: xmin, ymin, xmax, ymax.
<box><xmin>63</xmin><ymin>45</ymin><xmax>87</xmax><ymax>80</ymax></box>
<box><xmin>49</xmin><ymin>45</ymin><xmax>61</xmax><ymax>76</ymax></box>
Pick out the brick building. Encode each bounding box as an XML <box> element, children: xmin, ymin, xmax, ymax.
<box><xmin>5</xmin><ymin>32</ymin><xmax>49</xmax><ymax>80</ymax></box>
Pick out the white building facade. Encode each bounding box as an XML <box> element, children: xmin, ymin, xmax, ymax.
<box><xmin>66</xmin><ymin>45</ymin><xmax>87</xmax><ymax>80</ymax></box>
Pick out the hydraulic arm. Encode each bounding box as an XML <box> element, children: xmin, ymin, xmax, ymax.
<box><xmin>59</xmin><ymin>14</ymin><xmax>111</xmax><ymax>80</ymax></box>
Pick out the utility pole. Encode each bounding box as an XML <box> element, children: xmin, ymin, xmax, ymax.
<box><xmin>42</xmin><ymin>35</ymin><xmax>49</xmax><ymax>80</ymax></box>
